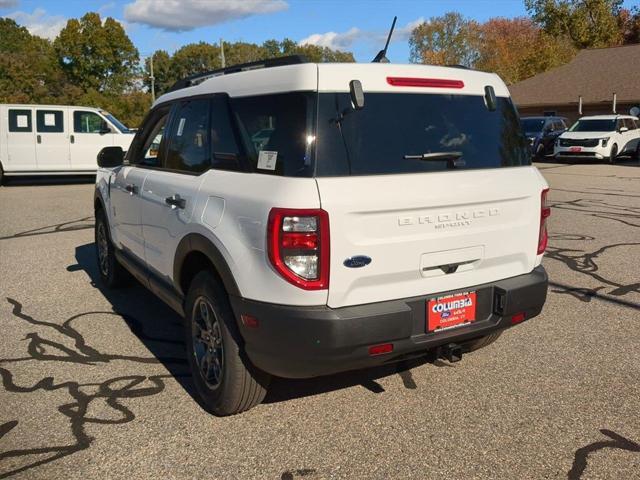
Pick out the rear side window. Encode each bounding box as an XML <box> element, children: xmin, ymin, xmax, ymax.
<box><xmin>165</xmin><ymin>99</ymin><xmax>211</xmax><ymax>174</ymax></box>
<box><xmin>315</xmin><ymin>93</ymin><xmax>530</xmax><ymax>176</ymax></box>
<box><xmin>8</xmin><ymin>109</ymin><xmax>32</xmax><ymax>132</ymax></box>
<box><xmin>36</xmin><ymin>110</ymin><xmax>64</xmax><ymax>133</ymax></box>
<box><xmin>231</xmin><ymin>93</ymin><xmax>315</xmax><ymax>177</ymax></box>
<box><xmin>74</xmin><ymin>111</ymin><xmax>107</xmax><ymax>133</ymax></box>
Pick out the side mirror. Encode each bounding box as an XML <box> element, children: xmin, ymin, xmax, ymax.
<box><xmin>99</xmin><ymin>121</ymin><xmax>112</xmax><ymax>135</ymax></box>
<box><xmin>619</xmin><ymin>126</ymin><xmax>629</xmax><ymax>133</ymax></box>
<box><xmin>349</xmin><ymin>80</ymin><xmax>365</xmax><ymax>110</ymax></box>
<box><xmin>97</xmin><ymin>146</ymin><xmax>124</xmax><ymax>168</ymax></box>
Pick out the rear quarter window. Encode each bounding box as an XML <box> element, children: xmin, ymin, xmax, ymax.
<box><xmin>230</xmin><ymin>93</ymin><xmax>315</xmax><ymax>177</ymax></box>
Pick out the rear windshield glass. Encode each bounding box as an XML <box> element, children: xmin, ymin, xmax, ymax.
<box><xmin>315</xmin><ymin>93</ymin><xmax>530</xmax><ymax>176</ymax></box>
<box><xmin>521</xmin><ymin>118</ymin><xmax>546</xmax><ymax>133</ymax></box>
<box><xmin>569</xmin><ymin>119</ymin><xmax>615</xmax><ymax>132</ymax></box>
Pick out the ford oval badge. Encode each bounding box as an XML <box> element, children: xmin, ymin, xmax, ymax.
<box><xmin>343</xmin><ymin>256</ymin><xmax>372</xmax><ymax>268</ymax></box>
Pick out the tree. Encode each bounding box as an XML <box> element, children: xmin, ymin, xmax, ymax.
<box><xmin>475</xmin><ymin>17</ymin><xmax>575</xmax><ymax>84</ymax></box>
<box><xmin>169</xmin><ymin>42</ymin><xmax>222</xmax><ymax>80</ymax></box>
<box><xmin>260</xmin><ymin>38</ymin><xmax>355</xmax><ymax>62</ymax></box>
<box><xmin>144</xmin><ymin>38</ymin><xmax>354</xmax><ymax>96</ymax></box>
<box><xmin>144</xmin><ymin>50</ymin><xmax>173</xmax><ymax>96</ymax></box>
<box><xmin>224</xmin><ymin>41</ymin><xmax>268</xmax><ymax>66</ymax></box>
<box><xmin>0</xmin><ymin>18</ymin><xmax>76</xmax><ymax>103</ymax></box>
<box><xmin>525</xmin><ymin>0</ymin><xmax>623</xmax><ymax>48</ymax></box>
<box><xmin>409</xmin><ymin>13</ymin><xmax>480</xmax><ymax>67</ymax></box>
<box><xmin>618</xmin><ymin>7</ymin><xmax>640</xmax><ymax>44</ymax></box>
<box><xmin>54</xmin><ymin>13</ymin><xmax>139</xmax><ymax>93</ymax></box>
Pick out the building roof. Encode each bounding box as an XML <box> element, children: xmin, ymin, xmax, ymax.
<box><xmin>510</xmin><ymin>44</ymin><xmax>640</xmax><ymax>107</ymax></box>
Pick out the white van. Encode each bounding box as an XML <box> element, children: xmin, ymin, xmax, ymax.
<box><xmin>0</xmin><ymin>104</ymin><xmax>134</xmax><ymax>183</ymax></box>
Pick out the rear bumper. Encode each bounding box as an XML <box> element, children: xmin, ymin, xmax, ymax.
<box><xmin>230</xmin><ymin>266</ymin><xmax>548</xmax><ymax>379</ymax></box>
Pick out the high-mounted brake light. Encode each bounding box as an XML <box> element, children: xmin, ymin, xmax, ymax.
<box><xmin>267</xmin><ymin>208</ymin><xmax>330</xmax><ymax>290</ymax></box>
<box><xmin>537</xmin><ymin>188</ymin><xmax>551</xmax><ymax>255</ymax></box>
<box><xmin>386</xmin><ymin>77</ymin><xmax>464</xmax><ymax>89</ymax></box>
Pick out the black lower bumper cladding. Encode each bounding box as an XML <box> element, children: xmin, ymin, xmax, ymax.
<box><xmin>230</xmin><ymin>266</ymin><xmax>548</xmax><ymax>378</ymax></box>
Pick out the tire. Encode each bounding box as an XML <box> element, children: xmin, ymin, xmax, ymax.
<box><xmin>461</xmin><ymin>331</ymin><xmax>503</xmax><ymax>353</ymax></box>
<box><xmin>185</xmin><ymin>270</ymin><xmax>270</xmax><ymax>416</ymax></box>
<box><xmin>0</xmin><ymin>162</ymin><xmax>4</xmax><ymax>186</ymax></box>
<box><xmin>95</xmin><ymin>208</ymin><xmax>129</xmax><ymax>288</ymax></box>
<box><xmin>634</xmin><ymin>142</ymin><xmax>640</xmax><ymax>161</ymax></box>
<box><xmin>535</xmin><ymin>143</ymin><xmax>545</xmax><ymax>159</ymax></box>
<box><xmin>607</xmin><ymin>144</ymin><xmax>618</xmax><ymax>164</ymax></box>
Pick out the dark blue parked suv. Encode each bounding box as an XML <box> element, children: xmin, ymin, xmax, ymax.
<box><xmin>521</xmin><ymin>116</ymin><xmax>568</xmax><ymax>158</ymax></box>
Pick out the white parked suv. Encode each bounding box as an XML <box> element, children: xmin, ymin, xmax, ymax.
<box><xmin>94</xmin><ymin>56</ymin><xmax>550</xmax><ymax>415</ymax></box>
<box><xmin>554</xmin><ymin>114</ymin><xmax>640</xmax><ymax>163</ymax></box>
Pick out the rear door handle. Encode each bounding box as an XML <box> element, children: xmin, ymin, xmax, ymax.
<box><xmin>125</xmin><ymin>184</ymin><xmax>138</xmax><ymax>195</ymax></box>
<box><xmin>165</xmin><ymin>194</ymin><xmax>186</xmax><ymax>209</ymax></box>
<box><xmin>70</xmin><ymin>134</ymin><xmax>75</xmax><ymax>144</ymax></box>
<box><xmin>37</xmin><ymin>135</ymin><xmax>41</xmax><ymax>144</ymax></box>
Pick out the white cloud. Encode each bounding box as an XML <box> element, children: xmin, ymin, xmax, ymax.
<box><xmin>124</xmin><ymin>0</ymin><xmax>288</xmax><ymax>31</ymax></box>
<box><xmin>299</xmin><ymin>18</ymin><xmax>424</xmax><ymax>52</ymax></box>
<box><xmin>0</xmin><ymin>0</ymin><xmax>18</xmax><ymax>9</ymax></box>
<box><xmin>8</xmin><ymin>8</ymin><xmax>66</xmax><ymax>40</ymax></box>
<box><xmin>395</xmin><ymin>17</ymin><xmax>424</xmax><ymax>41</ymax></box>
<box><xmin>299</xmin><ymin>27</ymin><xmax>362</xmax><ymax>51</ymax></box>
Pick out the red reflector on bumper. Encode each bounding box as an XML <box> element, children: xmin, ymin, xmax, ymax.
<box><xmin>369</xmin><ymin>343</ymin><xmax>393</xmax><ymax>356</ymax></box>
<box><xmin>241</xmin><ymin>314</ymin><xmax>259</xmax><ymax>328</ymax></box>
<box><xmin>511</xmin><ymin>312</ymin><xmax>526</xmax><ymax>325</ymax></box>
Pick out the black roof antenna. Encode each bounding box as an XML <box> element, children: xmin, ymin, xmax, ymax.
<box><xmin>372</xmin><ymin>16</ymin><xmax>397</xmax><ymax>63</ymax></box>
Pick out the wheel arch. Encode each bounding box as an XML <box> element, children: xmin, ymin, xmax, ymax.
<box><xmin>174</xmin><ymin>233</ymin><xmax>240</xmax><ymax>299</ymax></box>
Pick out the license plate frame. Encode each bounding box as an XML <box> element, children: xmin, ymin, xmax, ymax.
<box><xmin>427</xmin><ymin>291</ymin><xmax>477</xmax><ymax>333</ymax></box>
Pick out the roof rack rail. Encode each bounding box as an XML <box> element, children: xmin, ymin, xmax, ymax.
<box><xmin>167</xmin><ymin>55</ymin><xmax>310</xmax><ymax>93</ymax></box>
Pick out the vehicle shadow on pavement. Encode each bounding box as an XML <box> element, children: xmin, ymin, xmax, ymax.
<box><xmin>70</xmin><ymin>243</ymin><xmax>197</xmax><ymax>399</ymax></box>
<box><xmin>71</xmin><ymin>243</ymin><xmax>441</xmax><ymax>408</ymax></box>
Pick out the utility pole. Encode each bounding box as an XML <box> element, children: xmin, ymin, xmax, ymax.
<box><xmin>220</xmin><ymin>38</ymin><xmax>226</xmax><ymax>68</ymax></box>
<box><xmin>150</xmin><ymin>54</ymin><xmax>156</xmax><ymax>102</ymax></box>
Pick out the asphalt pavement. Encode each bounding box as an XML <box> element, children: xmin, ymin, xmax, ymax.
<box><xmin>0</xmin><ymin>163</ymin><xmax>639</xmax><ymax>479</ymax></box>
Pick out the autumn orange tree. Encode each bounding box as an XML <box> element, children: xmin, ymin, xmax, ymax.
<box><xmin>474</xmin><ymin>17</ymin><xmax>575</xmax><ymax>84</ymax></box>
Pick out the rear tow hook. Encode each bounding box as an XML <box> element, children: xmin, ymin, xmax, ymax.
<box><xmin>439</xmin><ymin>343</ymin><xmax>463</xmax><ymax>363</ymax></box>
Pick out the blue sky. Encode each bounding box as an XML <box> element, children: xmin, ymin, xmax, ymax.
<box><xmin>2</xmin><ymin>0</ymin><xmax>638</xmax><ymax>62</ymax></box>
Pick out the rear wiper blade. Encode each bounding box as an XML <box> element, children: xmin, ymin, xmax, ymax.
<box><xmin>403</xmin><ymin>151</ymin><xmax>465</xmax><ymax>168</ymax></box>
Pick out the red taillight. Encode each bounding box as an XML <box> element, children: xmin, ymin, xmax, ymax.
<box><xmin>267</xmin><ymin>208</ymin><xmax>330</xmax><ymax>290</ymax></box>
<box><xmin>369</xmin><ymin>343</ymin><xmax>393</xmax><ymax>356</ymax></box>
<box><xmin>537</xmin><ymin>188</ymin><xmax>551</xmax><ymax>255</ymax></box>
<box><xmin>386</xmin><ymin>77</ymin><xmax>464</xmax><ymax>89</ymax></box>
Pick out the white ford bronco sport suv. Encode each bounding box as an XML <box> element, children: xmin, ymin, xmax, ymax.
<box><xmin>94</xmin><ymin>56</ymin><xmax>550</xmax><ymax>415</ymax></box>
<box><xmin>554</xmin><ymin>114</ymin><xmax>640</xmax><ymax>163</ymax></box>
